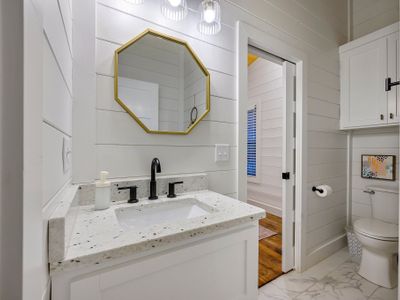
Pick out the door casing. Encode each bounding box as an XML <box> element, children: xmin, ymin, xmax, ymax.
<box><xmin>236</xmin><ymin>21</ymin><xmax>308</xmax><ymax>271</ymax></box>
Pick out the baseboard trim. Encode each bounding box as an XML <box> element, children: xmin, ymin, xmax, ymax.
<box><xmin>305</xmin><ymin>233</ymin><xmax>347</xmax><ymax>269</ymax></box>
<box><xmin>247</xmin><ymin>198</ymin><xmax>282</xmax><ymax>217</ymax></box>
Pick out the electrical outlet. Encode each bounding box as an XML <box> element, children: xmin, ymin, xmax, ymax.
<box><xmin>215</xmin><ymin>144</ymin><xmax>230</xmax><ymax>162</ymax></box>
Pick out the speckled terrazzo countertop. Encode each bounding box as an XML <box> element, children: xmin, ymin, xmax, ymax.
<box><xmin>50</xmin><ymin>190</ymin><xmax>265</xmax><ymax>273</ymax></box>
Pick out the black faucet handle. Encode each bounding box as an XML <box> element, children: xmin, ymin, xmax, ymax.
<box><xmin>117</xmin><ymin>185</ymin><xmax>138</xmax><ymax>203</ymax></box>
<box><xmin>167</xmin><ymin>181</ymin><xmax>184</xmax><ymax>198</ymax></box>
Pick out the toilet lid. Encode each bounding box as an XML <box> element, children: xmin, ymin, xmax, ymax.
<box><xmin>354</xmin><ymin>218</ymin><xmax>398</xmax><ymax>241</ymax></box>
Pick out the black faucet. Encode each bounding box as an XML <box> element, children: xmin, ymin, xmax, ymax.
<box><xmin>149</xmin><ymin>158</ymin><xmax>161</xmax><ymax>200</ymax></box>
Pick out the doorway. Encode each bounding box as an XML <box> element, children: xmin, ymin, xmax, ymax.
<box><xmin>246</xmin><ymin>46</ymin><xmax>296</xmax><ymax>287</ymax></box>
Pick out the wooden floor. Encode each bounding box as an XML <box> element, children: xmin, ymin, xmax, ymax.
<box><xmin>258</xmin><ymin>213</ymin><xmax>283</xmax><ymax>287</ymax></box>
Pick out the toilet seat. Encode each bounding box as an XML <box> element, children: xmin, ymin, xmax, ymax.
<box><xmin>354</xmin><ymin>218</ymin><xmax>398</xmax><ymax>241</ymax></box>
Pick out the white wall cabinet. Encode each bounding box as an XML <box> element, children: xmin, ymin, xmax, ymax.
<box><xmin>340</xmin><ymin>23</ymin><xmax>399</xmax><ymax>129</ymax></box>
<box><xmin>387</xmin><ymin>32</ymin><xmax>400</xmax><ymax>124</ymax></box>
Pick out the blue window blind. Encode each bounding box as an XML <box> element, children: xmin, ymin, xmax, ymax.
<box><xmin>247</xmin><ymin>106</ymin><xmax>257</xmax><ymax>177</ymax></box>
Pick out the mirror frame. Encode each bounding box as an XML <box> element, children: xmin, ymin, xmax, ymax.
<box><xmin>114</xmin><ymin>29</ymin><xmax>211</xmax><ymax>135</ymax></box>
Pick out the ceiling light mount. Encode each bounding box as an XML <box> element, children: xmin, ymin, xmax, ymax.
<box><xmin>198</xmin><ymin>0</ymin><xmax>221</xmax><ymax>35</ymax></box>
<box><xmin>161</xmin><ymin>0</ymin><xmax>188</xmax><ymax>21</ymax></box>
<box><xmin>124</xmin><ymin>0</ymin><xmax>144</xmax><ymax>4</ymax></box>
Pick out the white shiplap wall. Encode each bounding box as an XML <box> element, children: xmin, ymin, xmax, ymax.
<box><xmin>43</xmin><ymin>0</ymin><xmax>73</xmax><ymax>207</ymax></box>
<box><xmin>94</xmin><ymin>0</ymin><xmax>237</xmax><ymax>197</ymax></box>
<box><xmin>351</xmin><ymin>0</ymin><xmax>399</xmax><ymax>39</ymax></box>
<box><xmin>351</xmin><ymin>127</ymin><xmax>399</xmax><ymax>221</ymax></box>
<box><xmin>42</xmin><ymin>0</ymin><xmax>73</xmax><ymax>297</ymax></box>
<box><xmin>247</xmin><ymin>58</ymin><xmax>284</xmax><ymax>216</ymax></box>
<box><xmin>221</xmin><ymin>0</ymin><xmax>348</xmax><ymax>267</ymax></box>
<box><xmin>76</xmin><ymin>0</ymin><xmax>348</xmax><ymax>268</ymax></box>
<box><xmin>349</xmin><ymin>1</ymin><xmax>399</xmax><ymax>224</ymax></box>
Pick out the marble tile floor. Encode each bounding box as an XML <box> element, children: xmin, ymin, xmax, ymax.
<box><xmin>258</xmin><ymin>247</ymin><xmax>398</xmax><ymax>300</ymax></box>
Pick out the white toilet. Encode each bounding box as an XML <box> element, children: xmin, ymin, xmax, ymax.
<box><xmin>353</xmin><ymin>186</ymin><xmax>398</xmax><ymax>288</ymax></box>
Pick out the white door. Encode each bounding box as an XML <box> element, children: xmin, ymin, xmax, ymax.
<box><xmin>387</xmin><ymin>32</ymin><xmax>399</xmax><ymax>124</ymax></box>
<box><xmin>341</xmin><ymin>38</ymin><xmax>388</xmax><ymax>128</ymax></box>
<box><xmin>282</xmin><ymin>61</ymin><xmax>295</xmax><ymax>273</ymax></box>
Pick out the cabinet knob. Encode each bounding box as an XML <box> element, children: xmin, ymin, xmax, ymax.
<box><xmin>390</xmin><ymin>113</ymin><xmax>394</xmax><ymax>119</ymax></box>
<box><xmin>380</xmin><ymin>114</ymin><xmax>384</xmax><ymax>120</ymax></box>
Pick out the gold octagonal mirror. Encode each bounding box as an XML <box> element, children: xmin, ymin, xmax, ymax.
<box><xmin>114</xmin><ymin>29</ymin><xmax>210</xmax><ymax>135</ymax></box>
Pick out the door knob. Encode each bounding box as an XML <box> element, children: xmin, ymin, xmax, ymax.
<box><xmin>380</xmin><ymin>114</ymin><xmax>384</xmax><ymax>120</ymax></box>
<box><xmin>390</xmin><ymin>113</ymin><xmax>394</xmax><ymax>119</ymax></box>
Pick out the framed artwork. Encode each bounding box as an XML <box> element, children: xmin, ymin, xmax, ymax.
<box><xmin>361</xmin><ymin>155</ymin><xmax>396</xmax><ymax>181</ymax></box>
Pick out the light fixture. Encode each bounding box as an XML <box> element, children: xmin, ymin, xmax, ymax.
<box><xmin>198</xmin><ymin>0</ymin><xmax>221</xmax><ymax>35</ymax></box>
<box><xmin>161</xmin><ymin>0</ymin><xmax>188</xmax><ymax>21</ymax></box>
<box><xmin>124</xmin><ymin>0</ymin><xmax>144</xmax><ymax>4</ymax></box>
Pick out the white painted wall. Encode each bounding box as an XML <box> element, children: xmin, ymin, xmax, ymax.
<box><xmin>42</xmin><ymin>0</ymin><xmax>74</xmax><ymax>298</ymax></box>
<box><xmin>74</xmin><ymin>0</ymin><xmax>348</xmax><ymax>268</ymax></box>
<box><xmin>0</xmin><ymin>1</ymin><xmax>23</xmax><ymax>298</ymax></box>
<box><xmin>226</xmin><ymin>0</ymin><xmax>348</xmax><ymax>267</ymax></box>
<box><xmin>1</xmin><ymin>0</ymin><xmax>72</xmax><ymax>299</ymax></box>
<box><xmin>351</xmin><ymin>0</ymin><xmax>399</xmax><ymax>40</ymax></box>
<box><xmin>351</xmin><ymin>127</ymin><xmax>399</xmax><ymax>221</ymax></box>
<box><xmin>247</xmin><ymin>58</ymin><xmax>284</xmax><ymax>216</ymax></box>
<box><xmin>348</xmin><ymin>0</ymin><xmax>399</xmax><ymax>223</ymax></box>
<box><xmin>92</xmin><ymin>0</ymin><xmax>237</xmax><ymax>197</ymax></box>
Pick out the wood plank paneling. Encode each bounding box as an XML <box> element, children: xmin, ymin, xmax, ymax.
<box><xmin>351</xmin><ymin>127</ymin><xmax>399</xmax><ymax>221</ymax></box>
<box><xmin>42</xmin><ymin>0</ymin><xmax>73</xmax><ymax>207</ymax></box>
<box><xmin>96</xmin><ymin>145</ymin><xmax>236</xmax><ymax>179</ymax></box>
<box><xmin>43</xmin><ymin>123</ymin><xmax>72</xmax><ymax>204</ymax></box>
<box><xmin>95</xmin><ymin>4</ymin><xmax>235</xmax><ymax>75</ymax></box>
<box><xmin>84</xmin><ymin>0</ymin><xmax>349</xmax><ymax>269</ymax></box>
<box><xmin>43</xmin><ymin>37</ymin><xmax>72</xmax><ymax>136</ymax></box>
<box><xmin>43</xmin><ymin>0</ymin><xmax>73</xmax><ymax>92</ymax></box>
<box><xmin>352</xmin><ymin>0</ymin><xmax>399</xmax><ymax>39</ymax></box>
<box><xmin>39</xmin><ymin>0</ymin><xmax>75</xmax><ymax>298</ymax></box>
<box><xmin>96</xmin><ymin>110</ymin><xmax>236</xmax><ymax>146</ymax></box>
<box><xmin>94</xmin><ymin>0</ymin><xmax>237</xmax><ymax>200</ymax></box>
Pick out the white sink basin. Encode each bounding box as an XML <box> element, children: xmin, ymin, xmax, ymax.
<box><xmin>115</xmin><ymin>198</ymin><xmax>215</xmax><ymax>230</ymax></box>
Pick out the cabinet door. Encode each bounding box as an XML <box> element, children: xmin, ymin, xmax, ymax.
<box><xmin>69</xmin><ymin>225</ymin><xmax>258</xmax><ymax>300</ymax></box>
<box><xmin>341</xmin><ymin>38</ymin><xmax>388</xmax><ymax>128</ymax></box>
<box><xmin>387</xmin><ymin>32</ymin><xmax>399</xmax><ymax>124</ymax></box>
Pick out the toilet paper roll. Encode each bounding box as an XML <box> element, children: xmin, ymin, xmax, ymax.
<box><xmin>315</xmin><ymin>185</ymin><xmax>333</xmax><ymax>198</ymax></box>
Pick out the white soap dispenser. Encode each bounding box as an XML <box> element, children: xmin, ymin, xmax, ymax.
<box><xmin>95</xmin><ymin>171</ymin><xmax>111</xmax><ymax>210</ymax></box>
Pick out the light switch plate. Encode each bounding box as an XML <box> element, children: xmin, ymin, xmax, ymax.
<box><xmin>215</xmin><ymin>144</ymin><xmax>230</xmax><ymax>162</ymax></box>
<box><xmin>62</xmin><ymin>137</ymin><xmax>72</xmax><ymax>174</ymax></box>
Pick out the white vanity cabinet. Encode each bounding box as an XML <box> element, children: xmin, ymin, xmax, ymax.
<box><xmin>52</xmin><ymin>224</ymin><xmax>259</xmax><ymax>300</ymax></box>
<box><xmin>340</xmin><ymin>23</ymin><xmax>399</xmax><ymax>129</ymax></box>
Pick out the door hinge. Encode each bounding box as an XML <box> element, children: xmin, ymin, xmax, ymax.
<box><xmin>282</xmin><ymin>172</ymin><xmax>290</xmax><ymax>180</ymax></box>
<box><xmin>293</xmin><ymin>76</ymin><xmax>296</xmax><ymax>102</ymax></box>
<box><xmin>292</xmin><ymin>221</ymin><xmax>296</xmax><ymax>246</ymax></box>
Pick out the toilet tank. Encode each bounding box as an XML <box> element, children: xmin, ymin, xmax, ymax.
<box><xmin>367</xmin><ymin>186</ymin><xmax>399</xmax><ymax>224</ymax></box>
